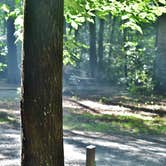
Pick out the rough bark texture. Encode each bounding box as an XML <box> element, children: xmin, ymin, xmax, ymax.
<box><xmin>6</xmin><ymin>2</ymin><xmax>19</xmax><ymax>84</ymax></box>
<box><xmin>21</xmin><ymin>0</ymin><xmax>64</xmax><ymax>165</ymax></box>
<box><xmin>155</xmin><ymin>15</ymin><xmax>166</xmax><ymax>93</ymax></box>
<box><xmin>89</xmin><ymin>20</ymin><xmax>97</xmax><ymax>77</ymax></box>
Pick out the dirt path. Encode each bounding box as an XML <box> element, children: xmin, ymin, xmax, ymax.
<box><xmin>0</xmin><ymin>89</ymin><xmax>166</xmax><ymax>165</ymax></box>
<box><xmin>64</xmin><ymin>130</ymin><xmax>166</xmax><ymax>166</ymax></box>
<box><xmin>0</xmin><ymin>111</ymin><xmax>166</xmax><ymax>166</ymax></box>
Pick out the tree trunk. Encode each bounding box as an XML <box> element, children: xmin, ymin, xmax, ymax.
<box><xmin>109</xmin><ymin>16</ymin><xmax>116</xmax><ymax>57</ymax></box>
<box><xmin>155</xmin><ymin>15</ymin><xmax>166</xmax><ymax>93</ymax></box>
<box><xmin>6</xmin><ymin>1</ymin><xmax>19</xmax><ymax>84</ymax></box>
<box><xmin>123</xmin><ymin>29</ymin><xmax>128</xmax><ymax>82</ymax></box>
<box><xmin>21</xmin><ymin>0</ymin><xmax>64</xmax><ymax>165</ymax></box>
<box><xmin>98</xmin><ymin>19</ymin><xmax>104</xmax><ymax>74</ymax></box>
<box><xmin>89</xmin><ymin>20</ymin><xmax>97</xmax><ymax>77</ymax></box>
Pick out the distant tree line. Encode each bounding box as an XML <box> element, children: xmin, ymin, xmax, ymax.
<box><xmin>0</xmin><ymin>0</ymin><xmax>166</xmax><ymax>93</ymax></box>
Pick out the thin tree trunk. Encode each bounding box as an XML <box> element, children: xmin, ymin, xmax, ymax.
<box><xmin>109</xmin><ymin>16</ymin><xmax>116</xmax><ymax>57</ymax></box>
<box><xmin>75</xmin><ymin>27</ymin><xmax>79</xmax><ymax>40</ymax></box>
<box><xmin>6</xmin><ymin>1</ymin><xmax>19</xmax><ymax>84</ymax></box>
<box><xmin>21</xmin><ymin>0</ymin><xmax>64</xmax><ymax>165</ymax></box>
<box><xmin>98</xmin><ymin>19</ymin><xmax>104</xmax><ymax>74</ymax></box>
<box><xmin>89</xmin><ymin>19</ymin><xmax>97</xmax><ymax>77</ymax></box>
<box><xmin>123</xmin><ymin>28</ymin><xmax>128</xmax><ymax>83</ymax></box>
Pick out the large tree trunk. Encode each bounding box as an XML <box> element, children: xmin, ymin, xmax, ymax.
<box><xmin>21</xmin><ymin>0</ymin><xmax>64</xmax><ymax>165</ymax></box>
<box><xmin>6</xmin><ymin>1</ymin><xmax>19</xmax><ymax>84</ymax></box>
<box><xmin>155</xmin><ymin>15</ymin><xmax>166</xmax><ymax>93</ymax></box>
<box><xmin>89</xmin><ymin>20</ymin><xmax>97</xmax><ymax>77</ymax></box>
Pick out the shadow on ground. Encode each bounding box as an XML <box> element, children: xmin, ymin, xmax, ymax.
<box><xmin>1</xmin><ymin>120</ymin><xmax>165</xmax><ymax>166</ymax></box>
<box><xmin>1</xmin><ymin>114</ymin><xmax>166</xmax><ymax>166</ymax></box>
<box><xmin>0</xmin><ymin>87</ymin><xmax>166</xmax><ymax>166</ymax></box>
<box><xmin>64</xmin><ymin>130</ymin><xmax>166</xmax><ymax>166</ymax></box>
<box><xmin>0</xmin><ymin>123</ymin><xmax>20</xmax><ymax>166</ymax></box>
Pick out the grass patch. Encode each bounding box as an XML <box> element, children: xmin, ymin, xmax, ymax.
<box><xmin>64</xmin><ymin>111</ymin><xmax>166</xmax><ymax>135</ymax></box>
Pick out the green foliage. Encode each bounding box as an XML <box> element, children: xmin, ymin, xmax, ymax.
<box><xmin>0</xmin><ymin>63</ymin><xmax>7</xmax><ymax>72</ymax></box>
<box><xmin>119</xmin><ymin>0</ymin><xmax>166</xmax><ymax>33</ymax></box>
<box><xmin>124</xmin><ymin>41</ymin><xmax>155</xmax><ymax>93</ymax></box>
<box><xmin>1</xmin><ymin>4</ymin><xmax>10</xmax><ymax>14</ymax></box>
<box><xmin>0</xmin><ymin>0</ymin><xmax>165</xmax><ymax>94</ymax></box>
<box><xmin>0</xmin><ymin>0</ymin><xmax>23</xmax><ymax>42</ymax></box>
<box><xmin>1</xmin><ymin>0</ymin><xmax>166</xmax><ymax>37</ymax></box>
<box><xmin>98</xmin><ymin>18</ymin><xmax>157</xmax><ymax>94</ymax></box>
<box><xmin>64</xmin><ymin>0</ymin><xmax>166</xmax><ymax>34</ymax></box>
<box><xmin>64</xmin><ymin>35</ymin><xmax>81</xmax><ymax>66</ymax></box>
<box><xmin>14</xmin><ymin>10</ymin><xmax>23</xmax><ymax>42</ymax></box>
<box><xmin>0</xmin><ymin>1</ymin><xmax>22</xmax><ymax>76</ymax></box>
<box><xmin>0</xmin><ymin>36</ymin><xmax>7</xmax><ymax>73</ymax></box>
<box><xmin>64</xmin><ymin>27</ymin><xmax>88</xmax><ymax>66</ymax></box>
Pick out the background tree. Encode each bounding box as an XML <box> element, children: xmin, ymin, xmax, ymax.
<box><xmin>155</xmin><ymin>14</ymin><xmax>166</xmax><ymax>94</ymax></box>
<box><xmin>89</xmin><ymin>19</ymin><xmax>97</xmax><ymax>77</ymax></box>
<box><xmin>98</xmin><ymin>18</ymin><xmax>104</xmax><ymax>77</ymax></box>
<box><xmin>21</xmin><ymin>0</ymin><xmax>64</xmax><ymax>165</ymax></box>
<box><xmin>6</xmin><ymin>0</ymin><xmax>19</xmax><ymax>84</ymax></box>
<box><xmin>0</xmin><ymin>0</ymin><xmax>166</xmax><ymax>95</ymax></box>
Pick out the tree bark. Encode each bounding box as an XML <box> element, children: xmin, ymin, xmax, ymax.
<box><xmin>21</xmin><ymin>0</ymin><xmax>64</xmax><ymax>165</ymax></box>
<box><xmin>155</xmin><ymin>14</ymin><xmax>166</xmax><ymax>93</ymax></box>
<box><xmin>89</xmin><ymin>19</ymin><xmax>97</xmax><ymax>77</ymax></box>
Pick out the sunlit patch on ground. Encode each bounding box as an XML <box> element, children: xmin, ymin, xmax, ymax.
<box><xmin>64</xmin><ymin>130</ymin><xmax>166</xmax><ymax>166</ymax></box>
<box><xmin>0</xmin><ymin>124</ymin><xmax>21</xmax><ymax>166</ymax></box>
<box><xmin>63</xmin><ymin>97</ymin><xmax>166</xmax><ymax>119</ymax></box>
<box><xmin>63</xmin><ymin>97</ymin><xmax>166</xmax><ymax>135</ymax></box>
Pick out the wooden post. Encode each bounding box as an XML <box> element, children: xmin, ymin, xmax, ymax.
<box><xmin>86</xmin><ymin>145</ymin><xmax>96</xmax><ymax>166</ymax></box>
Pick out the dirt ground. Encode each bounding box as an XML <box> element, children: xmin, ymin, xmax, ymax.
<box><xmin>0</xmin><ymin>88</ymin><xmax>166</xmax><ymax>166</ymax></box>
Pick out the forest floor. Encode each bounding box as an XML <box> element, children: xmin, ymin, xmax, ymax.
<box><xmin>0</xmin><ymin>84</ymin><xmax>166</xmax><ymax>166</ymax></box>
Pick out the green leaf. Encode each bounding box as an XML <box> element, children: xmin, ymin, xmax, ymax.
<box><xmin>71</xmin><ymin>20</ymin><xmax>78</xmax><ymax>29</ymax></box>
<box><xmin>159</xmin><ymin>0</ymin><xmax>166</xmax><ymax>5</ymax></box>
<box><xmin>1</xmin><ymin>4</ymin><xmax>10</xmax><ymax>13</ymax></box>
